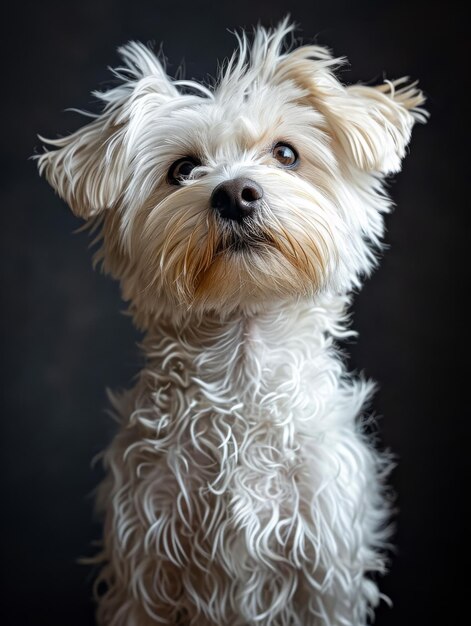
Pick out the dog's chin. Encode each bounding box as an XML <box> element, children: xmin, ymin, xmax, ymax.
<box><xmin>183</xmin><ymin>243</ymin><xmax>322</xmax><ymax>316</ymax></box>
<box><xmin>135</xmin><ymin>213</ymin><xmax>331</xmax><ymax>319</ymax></box>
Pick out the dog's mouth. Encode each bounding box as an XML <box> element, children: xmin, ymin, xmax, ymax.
<box><xmin>215</xmin><ymin>224</ymin><xmax>276</xmax><ymax>255</ymax></box>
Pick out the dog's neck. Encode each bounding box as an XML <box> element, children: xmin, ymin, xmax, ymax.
<box><xmin>137</xmin><ymin>294</ymin><xmax>352</xmax><ymax>399</ymax></box>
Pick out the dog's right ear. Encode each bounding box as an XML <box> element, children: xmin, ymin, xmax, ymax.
<box><xmin>37</xmin><ymin>42</ymin><xmax>178</xmax><ymax>219</ymax></box>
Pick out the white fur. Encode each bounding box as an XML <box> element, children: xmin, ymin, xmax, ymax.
<box><xmin>37</xmin><ymin>18</ymin><xmax>426</xmax><ymax>626</ymax></box>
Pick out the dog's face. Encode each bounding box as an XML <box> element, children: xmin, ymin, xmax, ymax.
<box><xmin>38</xmin><ymin>22</ymin><xmax>425</xmax><ymax>323</ymax></box>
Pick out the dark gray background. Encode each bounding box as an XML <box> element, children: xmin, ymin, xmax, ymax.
<box><xmin>1</xmin><ymin>1</ymin><xmax>467</xmax><ymax>624</ymax></box>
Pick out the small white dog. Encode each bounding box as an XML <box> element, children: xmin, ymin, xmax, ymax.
<box><xmin>37</xmin><ymin>20</ymin><xmax>426</xmax><ymax>626</ymax></box>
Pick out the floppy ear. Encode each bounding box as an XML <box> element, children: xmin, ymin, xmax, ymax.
<box><xmin>323</xmin><ymin>79</ymin><xmax>427</xmax><ymax>174</ymax></box>
<box><xmin>37</xmin><ymin>115</ymin><xmax>126</xmax><ymax>219</ymax></box>
<box><xmin>37</xmin><ymin>42</ymin><xmax>178</xmax><ymax>218</ymax></box>
<box><xmin>273</xmin><ymin>44</ymin><xmax>427</xmax><ymax>175</ymax></box>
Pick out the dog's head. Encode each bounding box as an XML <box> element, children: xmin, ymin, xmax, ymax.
<box><xmin>38</xmin><ymin>20</ymin><xmax>426</xmax><ymax>324</ymax></box>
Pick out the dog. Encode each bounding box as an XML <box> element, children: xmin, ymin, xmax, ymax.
<box><xmin>37</xmin><ymin>19</ymin><xmax>426</xmax><ymax>626</ymax></box>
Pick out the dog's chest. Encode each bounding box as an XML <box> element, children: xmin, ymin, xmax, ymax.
<box><xmin>120</xmin><ymin>312</ymin><xmax>348</xmax><ymax>567</ymax></box>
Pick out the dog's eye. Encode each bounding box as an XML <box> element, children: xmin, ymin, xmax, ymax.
<box><xmin>272</xmin><ymin>143</ymin><xmax>298</xmax><ymax>168</ymax></box>
<box><xmin>168</xmin><ymin>157</ymin><xmax>200</xmax><ymax>185</ymax></box>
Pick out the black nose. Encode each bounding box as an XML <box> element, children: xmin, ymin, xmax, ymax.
<box><xmin>210</xmin><ymin>177</ymin><xmax>263</xmax><ymax>221</ymax></box>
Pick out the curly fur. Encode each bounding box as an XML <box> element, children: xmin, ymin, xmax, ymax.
<box><xmin>37</xmin><ymin>18</ymin><xmax>426</xmax><ymax>626</ymax></box>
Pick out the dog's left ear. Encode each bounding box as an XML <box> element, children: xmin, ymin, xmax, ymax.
<box><xmin>275</xmin><ymin>46</ymin><xmax>427</xmax><ymax>175</ymax></box>
<box><xmin>37</xmin><ymin>42</ymin><xmax>179</xmax><ymax>218</ymax></box>
<box><xmin>324</xmin><ymin>80</ymin><xmax>427</xmax><ymax>174</ymax></box>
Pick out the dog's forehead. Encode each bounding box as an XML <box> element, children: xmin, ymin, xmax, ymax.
<box><xmin>172</xmin><ymin>87</ymin><xmax>324</xmax><ymax>161</ymax></box>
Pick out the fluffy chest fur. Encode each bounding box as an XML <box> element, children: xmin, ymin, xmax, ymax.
<box><xmin>95</xmin><ymin>301</ymin><xmax>387</xmax><ymax>626</ymax></box>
